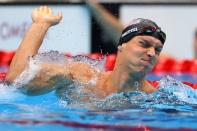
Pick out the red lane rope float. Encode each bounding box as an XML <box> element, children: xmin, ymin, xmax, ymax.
<box><xmin>152</xmin><ymin>58</ymin><xmax>197</xmax><ymax>73</ymax></box>
<box><xmin>0</xmin><ymin>50</ymin><xmax>15</xmax><ymax>66</ymax></box>
<box><xmin>0</xmin><ymin>119</ymin><xmax>191</xmax><ymax>130</ymax></box>
<box><xmin>147</xmin><ymin>80</ymin><xmax>159</xmax><ymax>88</ymax></box>
<box><xmin>0</xmin><ymin>72</ymin><xmax>6</xmax><ymax>82</ymax></box>
<box><xmin>105</xmin><ymin>54</ymin><xmax>116</xmax><ymax>71</ymax></box>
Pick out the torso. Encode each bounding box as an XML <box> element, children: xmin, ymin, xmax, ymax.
<box><xmin>57</xmin><ymin>71</ymin><xmax>156</xmax><ymax>100</ymax></box>
<box><xmin>45</xmin><ymin>62</ymin><xmax>156</xmax><ymax>101</ymax></box>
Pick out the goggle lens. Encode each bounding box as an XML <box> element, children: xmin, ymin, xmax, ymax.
<box><xmin>143</xmin><ymin>26</ymin><xmax>161</xmax><ymax>33</ymax></box>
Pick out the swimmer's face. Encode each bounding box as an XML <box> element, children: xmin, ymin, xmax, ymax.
<box><xmin>119</xmin><ymin>35</ymin><xmax>163</xmax><ymax>76</ymax></box>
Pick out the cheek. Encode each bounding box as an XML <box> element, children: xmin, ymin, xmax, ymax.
<box><xmin>128</xmin><ymin>45</ymin><xmax>143</xmax><ymax>56</ymax></box>
<box><xmin>123</xmin><ymin>44</ymin><xmax>144</xmax><ymax>63</ymax></box>
<box><xmin>133</xmin><ymin>48</ymin><xmax>146</xmax><ymax>60</ymax></box>
<box><xmin>128</xmin><ymin>49</ymin><xmax>143</xmax><ymax>66</ymax></box>
<box><xmin>152</xmin><ymin>56</ymin><xmax>159</xmax><ymax>65</ymax></box>
<box><xmin>126</xmin><ymin>49</ymin><xmax>140</xmax><ymax>61</ymax></box>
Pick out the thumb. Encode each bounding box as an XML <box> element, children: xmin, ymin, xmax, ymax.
<box><xmin>53</xmin><ymin>12</ymin><xmax>63</xmax><ymax>22</ymax></box>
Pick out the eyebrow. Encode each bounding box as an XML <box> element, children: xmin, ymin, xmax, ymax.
<box><xmin>141</xmin><ymin>38</ymin><xmax>163</xmax><ymax>47</ymax></box>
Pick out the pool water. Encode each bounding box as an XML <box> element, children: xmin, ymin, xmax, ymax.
<box><xmin>1</xmin><ymin>52</ymin><xmax>197</xmax><ymax>131</ymax></box>
<box><xmin>0</xmin><ymin>74</ymin><xmax>197</xmax><ymax>131</ymax></box>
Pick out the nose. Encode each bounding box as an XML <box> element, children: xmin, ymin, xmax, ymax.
<box><xmin>147</xmin><ymin>47</ymin><xmax>155</xmax><ymax>57</ymax></box>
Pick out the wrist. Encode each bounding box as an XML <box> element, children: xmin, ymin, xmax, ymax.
<box><xmin>32</xmin><ymin>22</ymin><xmax>51</xmax><ymax>30</ymax></box>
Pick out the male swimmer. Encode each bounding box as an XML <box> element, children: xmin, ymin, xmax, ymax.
<box><xmin>6</xmin><ymin>6</ymin><xmax>166</xmax><ymax>99</ymax></box>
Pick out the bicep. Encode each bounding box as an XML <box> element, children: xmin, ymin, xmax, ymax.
<box><xmin>17</xmin><ymin>62</ymin><xmax>98</xmax><ymax>95</ymax></box>
<box><xmin>18</xmin><ymin>63</ymin><xmax>72</xmax><ymax>95</ymax></box>
<box><xmin>21</xmin><ymin>74</ymin><xmax>73</xmax><ymax>95</ymax></box>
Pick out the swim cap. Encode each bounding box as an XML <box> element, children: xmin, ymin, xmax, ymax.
<box><xmin>118</xmin><ymin>18</ymin><xmax>166</xmax><ymax>45</ymax></box>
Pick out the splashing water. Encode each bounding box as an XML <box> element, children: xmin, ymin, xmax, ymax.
<box><xmin>155</xmin><ymin>76</ymin><xmax>196</xmax><ymax>106</ymax></box>
<box><xmin>60</xmin><ymin>75</ymin><xmax>197</xmax><ymax>110</ymax></box>
<box><xmin>0</xmin><ymin>83</ymin><xmax>24</xmax><ymax>102</ymax></box>
<box><xmin>72</xmin><ymin>54</ymin><xmax>106</xmax><ymax>71</ymax></box>
<box><xmin>98</xmin><ymin>76</ymin><xmax>197</xmax><ymax>110</ymax></box>
<box><xmin>34</xmin><ymin>51</ymin><xmax>106</xmax><ymax>71</ymax></box>
<box><xmin>2</xmin><ymin>51</ymin><xmax>197</xmax><ymax>111</ymax></box>
<box><xmin>1</xmin><ymin>51</ymin><xmax>197</xmax><ymax>130</ymax></box>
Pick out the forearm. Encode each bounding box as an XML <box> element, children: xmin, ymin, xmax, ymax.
<box><xmin>6</xmin><ymin>23</ymin><xmax>50</xmax><ymax>82</ymax></box>
<box><xmin>86</xmin><ymin>0</ymin><xmax>123</xmax><ymax>44</ymax></box>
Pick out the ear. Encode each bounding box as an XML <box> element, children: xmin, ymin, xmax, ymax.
<box><xmin>118</xmin><ymin>43</ymin><xmax>127</xmax><ymax>51</ymax></box>
<box><xmin>117</xmin><ymin>45</ymin><xmax>123</xmax><ymax>52</ymax></box>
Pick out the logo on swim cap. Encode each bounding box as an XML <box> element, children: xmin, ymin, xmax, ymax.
<box><xmin>121</xmin><ymin>27</ymin><xmax>138</xmax><ymax>38</ymax></box>
<box><xmin>118</xmin><ymin>18</ymin><xmax>166</xmax><ymax>45</ymax></box>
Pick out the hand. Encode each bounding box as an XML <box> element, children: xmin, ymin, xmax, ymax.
<box><xmin>32</xmin><ymin>6</ymin><xmax>62</xmax><ymax>27</ymax></box>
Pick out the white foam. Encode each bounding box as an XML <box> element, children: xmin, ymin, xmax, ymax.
<box><xmin>158</xmin><ymin>75</ymin><xmax>197</xmax><ymax>104</ymax></box>
<box><xmin>0</xmin><ymin>83</ymin><xmax>25</xmax><ymax>102</ymax></box>
<box><xmin>13</xmin><ymin>56</ymin><xmax>41</xmax><ymax>87</ymax></box>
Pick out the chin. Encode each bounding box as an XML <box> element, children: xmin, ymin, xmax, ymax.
<box><xmin>131</xmin><ymin>67</ymin><xmax>146</xmax><ymax>78</ymax></box>
<box><xmin>138</xmin><ymin>67</ymin><xmax>152</xmax><ymax>76</ymax></box>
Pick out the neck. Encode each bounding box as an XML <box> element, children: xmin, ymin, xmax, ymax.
<box><xmin>110</xmin><ymin>66</ymin><xmax>146</xmax><ymax>93</ymax></box>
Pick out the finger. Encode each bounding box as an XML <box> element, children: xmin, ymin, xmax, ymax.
<box><xmin>32</xmin><ymin>8</ymin><xmax>39</xmax><ymax>17</ymax></box>
<box><xmin>43</xmin><ymin>5</ymin><xmax>48</xmax><ymax>14</ymax></box>
<box><xmin>48</xmin><ymin>7</ymin><xmax>52</xmax><ymax>15</ymax></box>
<box><xmin>57</xmin><ymin>12</ymin><xmax>63</xmax><ymax>20</ymax></box>
<box><xmin>54</xmin><ymin>12</ymin><xmax>63</xmax><ymax>22</ymax></box>
<box><xmin>46</xmin><ymin>6</ymin><xmax>51</xmax><ymax>14</ymax></box>
<box><xmin>38</xmin><ymin>6</ymin><xmax>43</xmax><ymax>12</ymax></box>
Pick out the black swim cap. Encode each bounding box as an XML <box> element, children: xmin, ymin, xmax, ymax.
<box><xmin>118</xmin><ymin>18</ymin><xmax>166</xmax><ymax>45</ymax></box>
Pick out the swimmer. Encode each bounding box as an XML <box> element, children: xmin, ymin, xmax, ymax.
<box><xmin>5</xmin><ymin>6</ymin><xmax>166</xmax><ymax>99</ymax></box>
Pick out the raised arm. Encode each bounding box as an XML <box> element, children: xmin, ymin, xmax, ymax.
<box><xmin>85</xmin><ymin>0</ymin><xmax>124</xmax><ymax>45</ymax></box>
<box><xmin>6</xmin><ymin>6</ymin><xmax>62</xmax><ymax>82</ymax></box>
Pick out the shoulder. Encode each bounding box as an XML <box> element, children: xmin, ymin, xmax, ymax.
<box><xmin>65</xmin><ymin>62</ymin><xmax>107</xmax><ymax>84</ymax></box>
